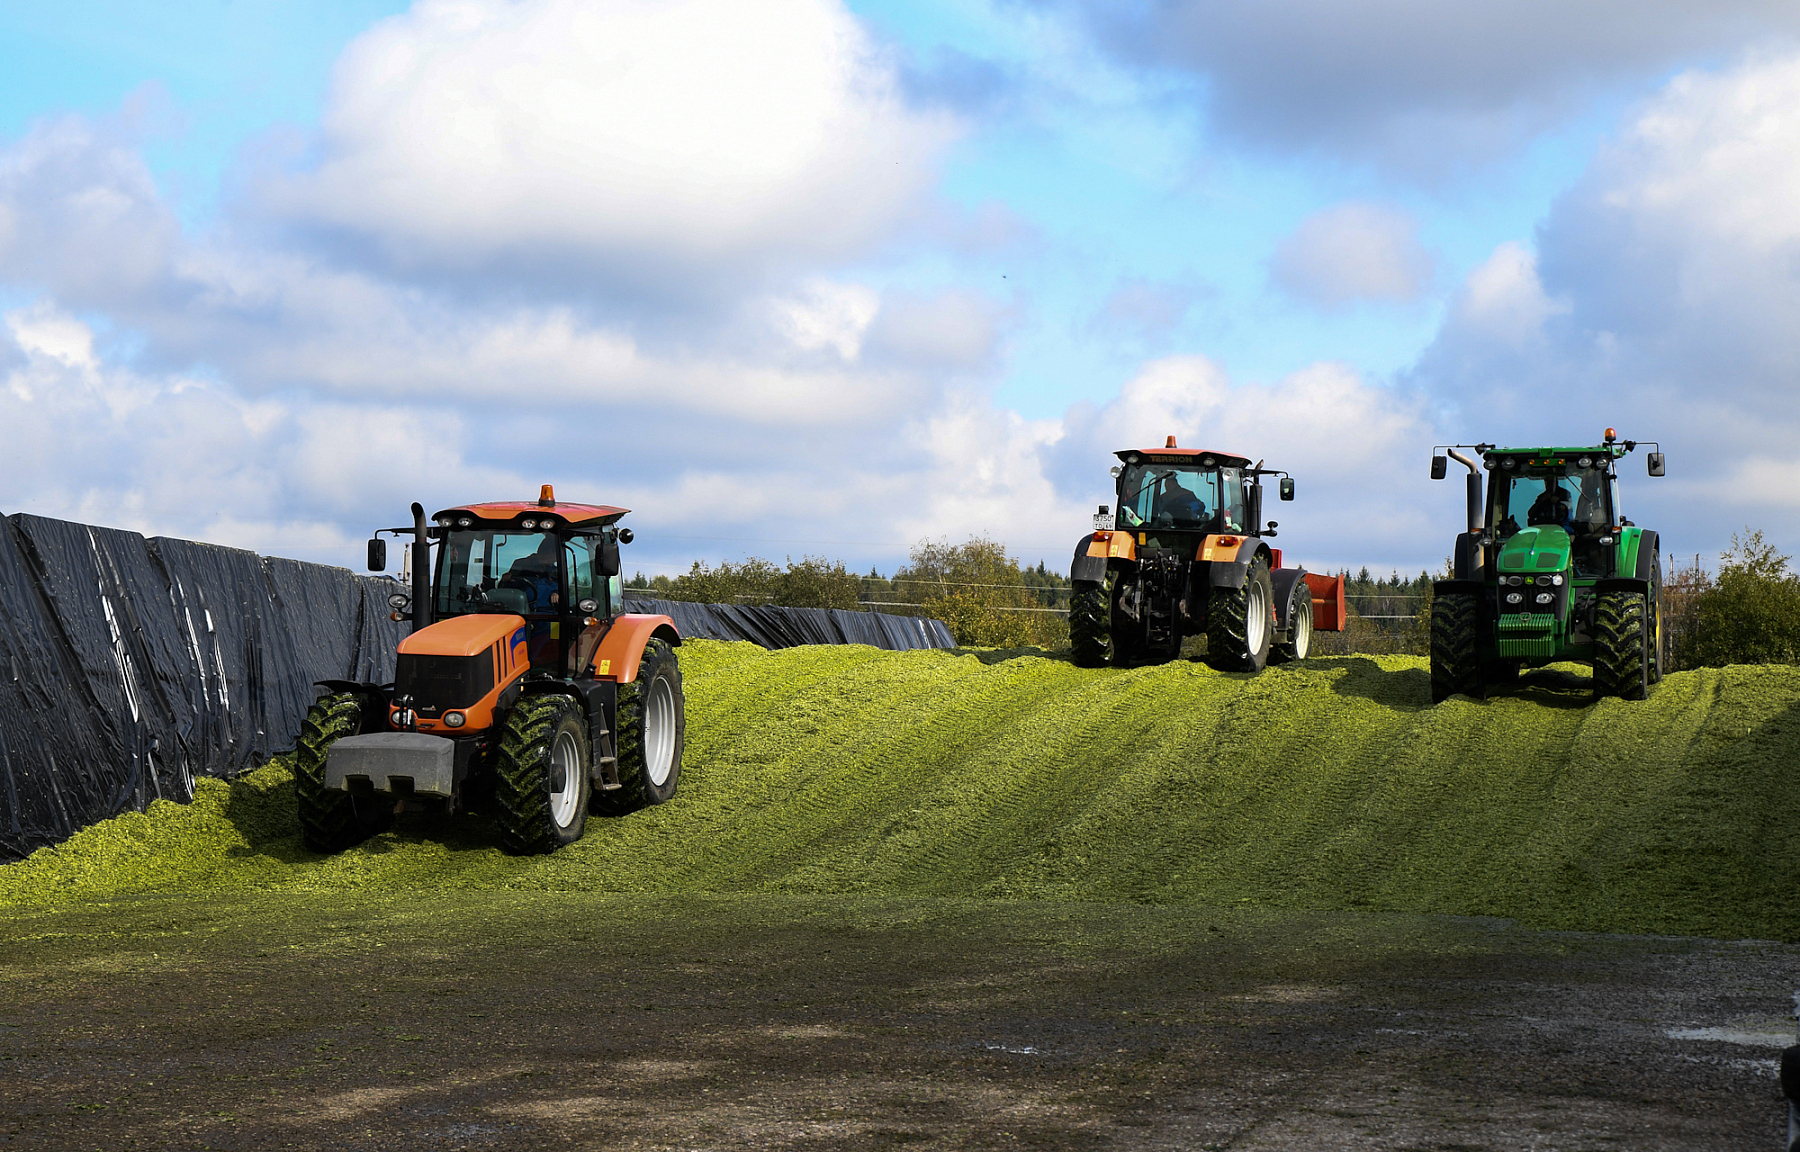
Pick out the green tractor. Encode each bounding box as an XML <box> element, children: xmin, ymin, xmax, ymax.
<box><xmin>1428</xmin><ymin>429</ymin><xmax>1666</xmax><ymax>703</ymax></box>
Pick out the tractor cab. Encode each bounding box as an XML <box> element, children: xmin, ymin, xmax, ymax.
<box><xmin>427</xmin><ymin>495</ymin><xmax>629</xmax><ymax>671</ymax></box>
<box><xmin>1485</xmin><ymin>449</ymin><xmax>1623</xmax><ymax>579</ymax></box>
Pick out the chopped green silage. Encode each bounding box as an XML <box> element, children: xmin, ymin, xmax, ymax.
<box><xmin>4</xmin><ymin>641</ymin><xmax>1798</xmax><ymax>939</ymax></box>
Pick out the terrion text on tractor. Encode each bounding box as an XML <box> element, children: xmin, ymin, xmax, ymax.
<box><xmin>1068</xmin><ymin>437</ymin><xmax>1345</xmax><ymax>671</ymax></box>
<box><xmin>1428</xmin><ymin>430</ymin><xmax>1666</xmax><ymax>703</ymax></box>
<box><xmin>294</xmin><ymin>486</ymin><xmax>684</xmax><ymax>855</ymax></box>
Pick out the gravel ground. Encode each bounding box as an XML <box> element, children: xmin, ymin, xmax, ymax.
<box><xmin>0</xmin><ymin>894</ymin><xmax>1792</xmax><ymax>1150</ymax></box>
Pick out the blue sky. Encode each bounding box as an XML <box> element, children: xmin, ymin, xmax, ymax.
<box><xmin>4</xmin><ymin>0</ymin><xmax>1799</xmax><ymax>579</ymax></box>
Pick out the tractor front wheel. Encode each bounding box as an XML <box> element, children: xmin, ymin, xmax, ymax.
<box><xmin>595</xmin><ymin>638</ymin><xmax>685</xmax><ymax>816</ymax></box>
<box><xmin>295</xmin><ymin>692</ymin><xmax>393</xmax><ymax>854</ymax></box>
<box><xmin>1430</xmin><ymin>593</ymin><xmax>1483</xmax><ymax>703</ymax></box>
<box><xmin>1068</xmin><ymin>578</ymin><xmax>1110</xmax><ymax>667</ymax></box>
<box><xmin>1206</xmin><ymin>556</ymin><xmax>1274</xmax><ymax>673</ymax></box>
<box><xmin>495</xmin><ymin>694</ymin><xmax>592</xmax><ymax>854</ymax></box>
<box><xmin>1593</xmin><ymin>591</ymin><xmax>1649</xmax><ymax>700</ymax></box>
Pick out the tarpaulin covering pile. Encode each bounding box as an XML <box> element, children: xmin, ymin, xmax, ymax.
<box><xmin>622</xmin><ymin>596</ymin><xmax>955</xmax><ymax>650</ymax></box>
<box><xmin>0</xmin><ymin>513</ymin><xmax>404</xmax><ymax>860</ymax></box>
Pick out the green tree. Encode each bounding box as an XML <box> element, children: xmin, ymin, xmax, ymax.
<box><xmin>897</xmin><ymin>537</ymin><xmax>1032</xmax><ymax>648</ymax></box>
<box><xmin>1677</xmin><ymin>529</ymin><xmax>1800</xmax><ymax>668</ymax></box>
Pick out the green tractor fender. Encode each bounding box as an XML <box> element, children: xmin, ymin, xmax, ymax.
<box><xmin>1597</xmin><ymin>528</ymin><xmax>1659</xmax><ymax>597</ymax></box>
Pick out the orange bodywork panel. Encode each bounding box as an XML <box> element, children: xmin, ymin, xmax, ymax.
<box><xmin>578</xmin><ymin>614</ymin><xmax>681</xmax><ymax>683</ymax></box>
<box><xmin>1084</xmin><ymin>530</ymin><xmax>1136</xmax><ymax>563</ymax></box>
<box><xmin>398</xmin><ymin>613</ymin><xmax>523</xmax><ymax>657</ymax></box>
<box><xmin>1304</xmin><ymin>572</ymin><xmax>1346</xmax><ymax>632</ymax></box>
<box><xmin>1197</xmin><ymin>534</ymin><xmax>1254</xmax><ymax>563</ymax></box>
<box><xmin>392</xmin><ymin>613</ymin><xmax>530</xmax><ymax>734</ymax></box>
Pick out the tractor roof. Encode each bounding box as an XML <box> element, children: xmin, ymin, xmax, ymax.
<box><xmin>435</xmin><ymin>486</ymin><xmax>628</xmax><ymax>529</ymax></box>
<box><xmin>1486</xmin><ymin>444</ymin><xmax>1630</xmax><ymax>460</ymax></box>
<box><xmin>1114</xmin><ymin>446</ymin><xmax>1253</xmax><ymax>468</ymax></box>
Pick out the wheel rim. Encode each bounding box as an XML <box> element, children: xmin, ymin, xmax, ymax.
<box><xmin>1246</xmin><ymin>579</ymin><xmax>1269</xmax><ymax>656</ymax></box>
<box><xmin>1292</xmin><ymin>602</ymin><xmax>1312</xmax><ymax>660</ymax></box>
<box><xmin>643</xmin><ymin>676</ymin><xmax>676</xmax><ymax>788</ymax></box>
<box><xmin>549</xmin><ymin>728</ymin><xmax>581</xmax><ymax>828</ymax></box>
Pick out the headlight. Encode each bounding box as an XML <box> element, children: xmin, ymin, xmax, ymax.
<box><xmin>577</xmin><ymin>598</ymin><xmax>598</xmax><ymax>614</ymax></box>
<box><xmin>1577</xmin><ymin>455</ymin><xmax>1592</xmax><ymax>468</ymax></box>
<box><xmin>1505</xmin><ymin>592</ymin><xmax>1523</xmax><ymax>605</ymax></box>
<box><xmin>1551</xmin><ymin>574</ymin><xmax>1563</xmax><ymax>585</ymax></box>
<box><xmin>521</xmin><ymin>518</ymin><xmax>538</xmax><ymax>529</ymax></box>
<box><xmin>456</xmin><ymin>517</ymin><xmax>472</xmax><ymax>528</ymax></box>
<box><xmin>443</xmin><ymin>712</ymin><xmax>466</xmax><ymax>728</ymax></box>
<box><xmin>1501</xmin><ymin>457</ymin><xmax>1516</xmax><ymax>470</ymax></box>
<box><xmin>1535</xmin><ymin>592</ymin><xmax>1553</xmax><ymax>605</ymax></box>
<box><xmin>1507</xmin><ymin>575</ymin><xmax>1524</xmax><ymax>586</ymax></box>
<box><xmin>387</xmin><ymin>592</ymin><xmax>410</xmax><ymax>610</ymax></box>
<box><xmin>1202</xmin><ymin>455</ymin><xmax>1216</xmax><ymax>466</ymax></box>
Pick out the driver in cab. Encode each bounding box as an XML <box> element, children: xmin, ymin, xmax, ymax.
<box><xmin>1156</xmin><ymin>476</ymin><xmax>1207</xmax><ymax>526</ymax></box>
<box><xmin>1526</xmin><ymin>481</ymin><xmax>1574</xmax><ymax>532</ymax></box>
<box><xmin>501</xmin><ymin>537</ymin><xmax>562</xmax><ymax>613</ymax></box>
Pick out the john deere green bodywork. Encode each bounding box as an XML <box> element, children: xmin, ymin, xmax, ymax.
<box><xmin>1429</xmin><ymin>436</ymin><xmax>1666</xmax><ymax>702</ymax></box>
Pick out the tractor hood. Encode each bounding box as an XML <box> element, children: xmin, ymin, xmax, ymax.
<box><xmin>1495</xmin><ymin>526</ymin><xmax>1571</xmax><ymax>576</ymax></box>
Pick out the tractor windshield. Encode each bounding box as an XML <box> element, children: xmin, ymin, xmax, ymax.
<box><xmin>434</xmin><ymin>529</ymin><xmax>588</xmax><ymax>619</ymax></box>
<box><xmin>1490</xmin><ymin>462</ymin><xmax>1614</xmax><ymax>542</ymax></box>
<box><xmin>1116</xmin><ymin>465</ymin><xmax>1245</xmax><ymax>533</ymax></box>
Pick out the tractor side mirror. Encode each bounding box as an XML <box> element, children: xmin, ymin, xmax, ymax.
<box><xmin>598</xmin><ymin>535</ymin><xmax>621</xmax><ymax>578</ymax></box>
<box><xmin>1647</xmin><ymin>452</ymin><xmax>1665</xmax><ymax>477</ymax></box>
<box><xmin>367</xmin><ymin>538</ymin><xmax>387</xmax><ymax>572</ymax></box>
<box><xmin>1279</xmin><ymin>477</ymin><xmax>1295</xmax><ymax>501</ymax></box>
<box><xmin>1430</xmin><ymin>455</ymin><xmax>1447</xmax><ymax>480</ymax></box>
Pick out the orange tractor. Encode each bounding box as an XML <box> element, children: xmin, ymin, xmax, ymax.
<box><xmin>1069</xmin><ymin>438</ymin><xmax>1345</xmax><ymax>670</ymax></box>
<box><xmin>295</xmin><ymin>486</ymin><xmax>683</xmax><ymax>855</ymax></box>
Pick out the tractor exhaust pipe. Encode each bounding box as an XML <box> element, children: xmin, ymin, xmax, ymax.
<box><xmin>411</xmin><ymin>502</ymin><xmax>432</xmax><ymax>632</ymax></box>
<box><xmin>1448</xmin><ymin>450</ymin><xmax>1484</xmax><ymax>534</ymax></box>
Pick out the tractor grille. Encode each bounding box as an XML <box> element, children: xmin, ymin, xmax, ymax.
<box><xmin>393</xmin><ymin>652</ymin><xmax>496</xmax><ymax>713</ymax></box>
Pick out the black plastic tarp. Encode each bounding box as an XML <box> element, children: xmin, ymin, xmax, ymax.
<box><xmin>0</xmin><ymin>512</ymin><xmax>404</xmax><ymax>860</ymax></box>
<box><xmin>621</xmin><ymin>596</ymin><xmax>954</xmax><ymax>650</ymax></box>
<box><xmin>0</xmin><ymin>510</ymin><xmax>953</xmax><ymax>860</ymax></box>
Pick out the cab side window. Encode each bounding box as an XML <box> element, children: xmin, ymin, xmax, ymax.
<box><xmin>565</xmin><ymin>536</ymin><xmax>598</xmax><ymax>607</ymax></box>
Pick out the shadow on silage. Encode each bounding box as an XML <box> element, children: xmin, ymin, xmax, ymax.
<box><xmin>218</xmin><ymin>757</ymin><xmax>506</xmax><ymax>866</ymax></box>
<box><xmin>1324</xmin><ymin>656</ymin><xmax>1431</xmax><ymax>710</ymax></box>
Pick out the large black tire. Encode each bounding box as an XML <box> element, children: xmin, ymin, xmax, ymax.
<box><xmin>595</xmin><ymin>639</ymin><xmax>684</xmax><ymax>816</ymax></box>
<box><xmin>295</xmin><ymin>692</ymin><xmax>393</xmax><ymax>854</ymax></box>
<box><xmin>1269</xmin><ymin>588</ymin><xmax>1313</xmax><ymax>664</ymax></box>
<box><xmin>495</xmin><ymin>694</ymin><xmax>592</xmax><ymax>855</ymax></box>
<box><xmin>1069</xmin><ymin>578</ymin><xmax>1110</xmax><ymax>668</ymax></box>
<box><xmin>1430</xmin><ymin>593</ymin><xmax>1483</xmax><ymax>703</ymax></box>
<box><xmin>1206</xmin><ymin>556</ymin><xmax>1274</xmax><ymax>673</ymax></box>
<box><xmin>1593</xmin><ymin>591</ymin><xmax>1649</xmax><ymax>700</ymax></box>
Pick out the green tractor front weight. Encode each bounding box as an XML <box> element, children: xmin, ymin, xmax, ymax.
<box><xmin>1428</xmin><ymin>430</ymin><xmax>1667</xmax><ymax>703</ymax></box>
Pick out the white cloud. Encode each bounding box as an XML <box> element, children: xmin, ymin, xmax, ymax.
<box><xmin>769</xmin><ymin>279</ymin><xmax>881</xmax><ymax>361</ymax></box>
<box><xmin>1271</xmin><ymin>202</ymin><xmax>1434</xmax><ymax>309</ymax></box>
<box><xmin>265</xmin><ymin>0</ymin><xmax>960</xmax><ymax>279</ymax></box>
<box><xmin>1448</xmin><ymin>241</ymin><xmax>1569</xmax><ymax>346</ymax></box>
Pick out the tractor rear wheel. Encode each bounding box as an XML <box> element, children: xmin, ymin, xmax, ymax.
<box><xmin>1430</xmin><ymin>593</ymin><xmax>1483</xmax><ymax>703</ymax></box>
<box><xmin>295</xmin><ymin>692</ymin><xmax>393</xmax><ymax>854</ymax></box>
<box><xmin>495</xmin><ymin>694</ymin><xmax>591</xmax><ymax>855</ymax></box>
<box><xmin>1205</xmin><ymin>556</ymin><xmax>1274</xmax><ymax>673</ymax></box>
<box><xmin>1270</xmin><ymin>588</ymin><xmax>1313</xmax><ymax>664</ymax></box>
<box><xmin>595</xmin><ymin>639</ymin><xmax>684</xmax><ymax>816</ymax></box>
<box><xmin>1593</xmin><ymin>591</ymin><xmax>1649</xmax><ymax>700</ymax></box>
<box><xmin>1069</xmin><ymin>579</ymin><xmax>1110</xmax><ymax>667</ymax></box>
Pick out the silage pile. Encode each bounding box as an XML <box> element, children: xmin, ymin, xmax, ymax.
<box><xmin>3</xmin><ymin>640</ymin><xmax>1797</xmax><ymax>940</ymax></box>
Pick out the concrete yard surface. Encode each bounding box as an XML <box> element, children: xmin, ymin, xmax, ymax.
<box><xmin>0</xmin><ymin>894</ymin><xmax>1790</xmax><ymax>1150</ymax></box>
